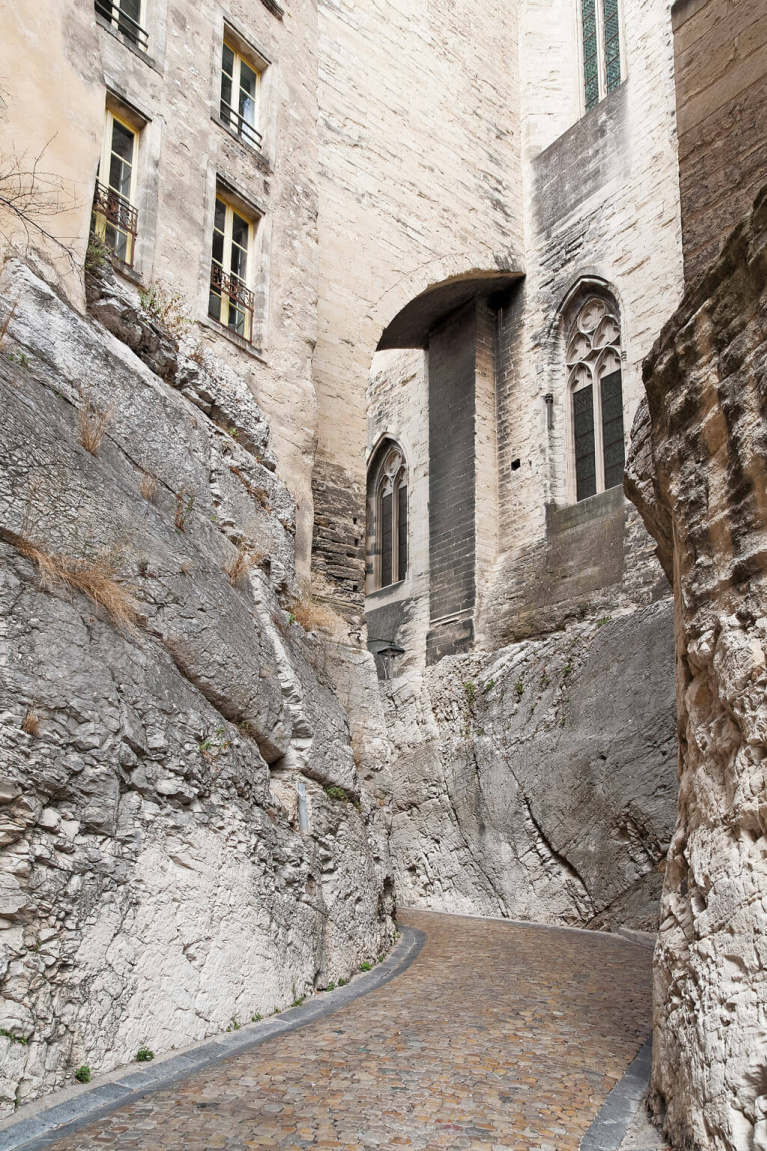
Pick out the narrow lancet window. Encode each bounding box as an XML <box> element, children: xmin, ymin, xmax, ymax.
<box><xmin>367</xmin><ymin>441</ymin><xmax>409</xmax><ymax>591</ymax></box>
<box><xmin>581</xmin><ymin>0</ymin><xmax>622</xmax><ymax>110</ymax></box>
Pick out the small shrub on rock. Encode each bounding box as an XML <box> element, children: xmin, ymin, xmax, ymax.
<box><xmin>74</xmin><ymin>1065</ymin><xmax>91</xmax><ymax>1083</ymax></box>
<box><xmin>136</xmin><ymin>1046</ymin><xmax>154</xmax><ymax>1062</ymax></box>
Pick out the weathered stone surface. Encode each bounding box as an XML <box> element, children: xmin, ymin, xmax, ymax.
<box><xmin>387</xmin><ymin>601</ymin><xmax>678</xmax><ymax>930</ymax></box>
<box><xmin>0</xmin><ymin>263</ymin><xmax>394</xmax><ymax>1114</ymax></box>
<box><xmin>627</xmin><ymin>186</ymin><xmax>767</xmax><ymax>1151</ymax></box>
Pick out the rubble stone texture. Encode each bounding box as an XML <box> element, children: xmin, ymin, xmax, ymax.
<box><xmin>0</xmin><ymin>262</ymin><xmax>394</xmax><ymax>1114</ymax></box>
<box><xmin>626</xmin><ymin>187</ymin><xmax>767</xmax><ymax>1151</ymax></box>
<box><xmin>387</xmin><ymin>602</ymin><xmax>677</xmax><ymax>930</ymax></box>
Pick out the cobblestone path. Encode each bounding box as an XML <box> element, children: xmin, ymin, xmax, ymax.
<box><xmin>46</xmin><ymin>910</ymin><xmax>653</xmax><ymax>1150</ymax></box>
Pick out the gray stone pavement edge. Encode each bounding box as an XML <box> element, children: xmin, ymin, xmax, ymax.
<box><xmin>0</xmin><ymin>925</ymin><xmax>426</xmax><ymax>1151</ymax></box>
<box><xmin>579</xmin><ymin>1035</ymin><xmax>655</xmax><ymax>1151</ymax></box>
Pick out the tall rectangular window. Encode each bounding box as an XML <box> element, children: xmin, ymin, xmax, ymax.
<box><xmin>220</xmin><ymin>42</ymin><xmax>262</xmax><ymax>150</ymax></box>
<box><xmin>581</xmin><ymin>0</ymin><xmax>621</xmax><ymax>111</ymax></box>
<box><xmin>92</xmin><ymin>111</ymin><xmax>139</xmax><ymax>266</ymax></box>
<box><xmin>573</xmin><ymin>385</ymin><xmax>597</xmax><ymax>502</ymax></box>
<box><xmin>209</xmin><ymin>195</ymin><xmax>256</xmax><ymax>342</ymax></box>
<box><xmin>94</xmin><ymin>0</ymin><xmax>148</xmax><ymax>51</ymax></box>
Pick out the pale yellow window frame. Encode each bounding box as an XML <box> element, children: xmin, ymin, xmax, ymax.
<box><xmin>220</xmin><ymin>40</ymin><xmax>262</xmax><ymax>150</ymax></box>
<box><xmin>209</xmin><ymin>195</ymin><xmax>256</xmax><ymax>343</ymax></box>
<box><xmin>93</xmin><ymin>109</ymin><xmax>139</xmax><ymax>266</ymax></box>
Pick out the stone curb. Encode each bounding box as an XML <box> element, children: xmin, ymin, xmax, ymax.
<box><xmin>0</xmin><ymin>925</ymin><xmax>426</xmax><ymax>1151</ymax></box>
<box><xmin>579</xmin><ymin>1034</ymin><xmax>653</xmax><ymax>1151</ymax></box>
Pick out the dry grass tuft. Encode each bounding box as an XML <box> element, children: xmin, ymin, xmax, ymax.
<box><xmin>175</xmin><ymin>486</ymin><xmax>195</xmax><ymax>532</ymax></box>
<box><xmin>225</xmin><ymin>543</ymin><xmax>264</xmax><ymax>588</ymax></box>
<box><xmin>290</xmin><ymin>593</ymin><xmax>336</xmax><ymax>633</ymax></box>
<box><xmin>78</xmin><ymin>395</ymin><xmax>111</xmax><ymax>456</ymax></box>
<box><xmin>22</xmin><ymin>708</ymin><xmax>40</xmax><ymax>736</ymax></box>
<box><xmin>140</xmin><ymin>471</ymin><xmax>159</xmax><ymax>502</ymax></box>
<box><xmin>10</xmin><ymin>532</ymin><xmax>140</xmax><ymax>630</ymax></box>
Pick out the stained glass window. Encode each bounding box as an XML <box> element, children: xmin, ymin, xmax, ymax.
<box><xmin>581</xmin><ymin>0</ymin><xmax>600</xmax><ymax>110</ymax></box>
<box><xmin>603</xmin><ymin>0</ymin><xmax>621</xmax><ymax>92</ymax></box>
<box><xmin>581</xmin><ymin>0</ymin><xmax>621</xmax><ymax>110</ymax></box>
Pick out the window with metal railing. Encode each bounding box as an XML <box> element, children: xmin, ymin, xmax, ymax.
<box><xmin>91</xmin><ymin>111</ymin><xmax>139</xmax><ymax>266</ymax></box>
<box><xmin>580</xmin><ymin>0</ymin><xmax>622</xmax><ymax>112</ymax></box>
<box><xmin>208</xmin><ymin>195</ymin><xmax>256</xmax><ymax>342</ymax></box>
<box><xmin>94</xmin><ymin>0</ymin><xmax>149</xmax><ymax>52</ymax></box>
<box><xmin>220</xmin><ymin>41</ymin><xmax>263</xmax><ymax>150</ymax></box>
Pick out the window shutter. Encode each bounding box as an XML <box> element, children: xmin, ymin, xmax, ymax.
<box><xmin>381</xmin><ymin>492</ymin><xmax>393</xmax><ymax>587</ymax></box>
<box><xmin>601</xmin><ymin>369</ymin><xmax>625</xmax><ymax>489</ymax></box>
<box><xmin>573</xmin><ymin>385</ymin><xmax>597</xmax><ymax>501</ymax></box>
<box><xmin>397</xmin><ymin>485</ymin><xmax>408</xmax><ymax>582</ymax></box>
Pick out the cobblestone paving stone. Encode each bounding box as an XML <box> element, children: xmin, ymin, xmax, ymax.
<box><xmin>45</xmin><ymin>910</ymin><xmax>653</xmax><ymax>1150</ymax></box>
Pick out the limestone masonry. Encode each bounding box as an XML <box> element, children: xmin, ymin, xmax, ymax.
<box><xmin>0</xmin><ymin>0</ymin><xmax>765</xmax><ymax>1146</ymax></box>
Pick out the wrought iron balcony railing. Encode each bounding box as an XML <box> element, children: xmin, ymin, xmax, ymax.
<box><xmin>210</xmin><ymin>263</ymin><xmax>255</xmax><ymax>340</ymax></box>
<box><xmin>219</xmin><ymin>100</ymin><xmax>263</xmax><ymax>151</ymax></box>
<box><xmin>94</xmin><ymin>0</ymin><xmax>149</xmax><ymax>51</ymax></box>
<box><xmin>92</xmin><ymin>180</ymin><xmax>139</xmax><ymax>266</ymax></box>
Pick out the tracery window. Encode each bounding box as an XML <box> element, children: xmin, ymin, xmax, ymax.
<box><xmin>566</xmin><ymin>293</ymin><xmax>625</xmax><ymax>501</ymax></box>
<box><xmin>581</xmin><ymin>0</ymin><xmax>622</xmax><ymax>111</ymax></box>
<box><xmin>368</xmin><ymin>442</ymin><xmax>408</xmax><ymax>590</ymax></box>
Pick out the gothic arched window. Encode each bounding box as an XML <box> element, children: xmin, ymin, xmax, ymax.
<box><xmin>368</xmin><ymin>441</ymin><xmax>408</xmax><ymax>590</ymax></box>
<box><xmin>566</xmin><ymin>292</ymin><xmax>625</xmax><ymax>502</ymax></box>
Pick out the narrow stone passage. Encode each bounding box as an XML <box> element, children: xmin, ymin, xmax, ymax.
<box><xmin>44</xmin><ymin>911</ymin><xmax>652</xmax><ymax>1150</ymax></box>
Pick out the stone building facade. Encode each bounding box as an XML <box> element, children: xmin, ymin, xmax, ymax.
<box><xmin>366</xmin><ymin>0</ymin><xmax>683</xmax><ymax>671</ymax></box>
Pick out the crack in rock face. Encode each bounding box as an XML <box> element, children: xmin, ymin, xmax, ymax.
<box><xmin>385</xmin><ymin>602</ymin><xmax>677</xmax><ymax>932</ymax></box>
<box><xmin>0</xmin><ymin>262</ymin><xmax>395</xmax><ymax>1115</ymax></box>
<box><xmin>626</xmin><ymin>188</ymin><xmax>767</xmax><ymax>1151</ymax></box>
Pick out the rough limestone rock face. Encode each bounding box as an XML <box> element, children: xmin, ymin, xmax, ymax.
<box><xmin>0</xmin><ymin>263</ymin><xmax>394</xmax><ymax>1114</ymax></box>
<box><xmin>387</xmin><ymin>601</ymin><xmax>678</xmax><ymax>930</ymax></box>
<box><xmin>626</xmin><ymin>188</ymin><xmax>767</xmax><ymax>1151</ymax></box>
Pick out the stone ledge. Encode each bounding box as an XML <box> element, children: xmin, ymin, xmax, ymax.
<box><xmin>0</xmin><ymin>926</ymin><xmax>425</xmax><ymax>1151</ymax></box>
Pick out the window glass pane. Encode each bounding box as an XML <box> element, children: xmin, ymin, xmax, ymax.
<box><xmin>208</xmin><ymin>287</ymin><xmax>222</xmax><ymax>323</ymax></box>
<box><xmin>573</xmin><ymin>384</ymin><xmax>597</xmax><ymax>501</ymax></box>
<box><xmin>231</xmin><ymin>211</ymin><xmax>249</xmax><ymax>250</ymax></box>
<box><xmin>111</xmin><ymin>120</ymin><xmax>134</xmax><ymax>164</ymax></box>
<box><xmin>214</xmin><ymin>198</ymin><xmax>227</xmax><ymax>234</ymax></box>
<box><xmin>239</xmin><ymin>61</ymin><xmax>257</xmax><ymax>127</ymax></box>
<box><xmin>397</xmin><ymin>485</ymin><xmax>408</xmax><ymax>582</ymax></box>
<box><xmin>120</xmin><ymin>0</ymin><xmax>141</xmax><ymax>22</ymax></box>
<box><xmin>222</xmin><ymin>44</ymin><xmax>235</xmax><ymax>77</ymax></box>
<box><xmin>108</xmin><ymin>120</ymin><xmax>134</xmax><ymax>200</ymax></box>
<box><xmin>603</xmin><ymin>0</ymin><xmax>621</xmax><ymax>92</ymax></box>
<box><xmin>581</xmin><ymin>0</ymin><xmax>600</xmax><ymax>110</ymax></box>
<box><xmin>381</xmin><ymin>493</ymin><xmax>393</xmax><ymax>587</ymax></box>
<box><xmin>601</xmin><ymin>369</ymin><xmax>625</xmax><ymax>489</ymax></box>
